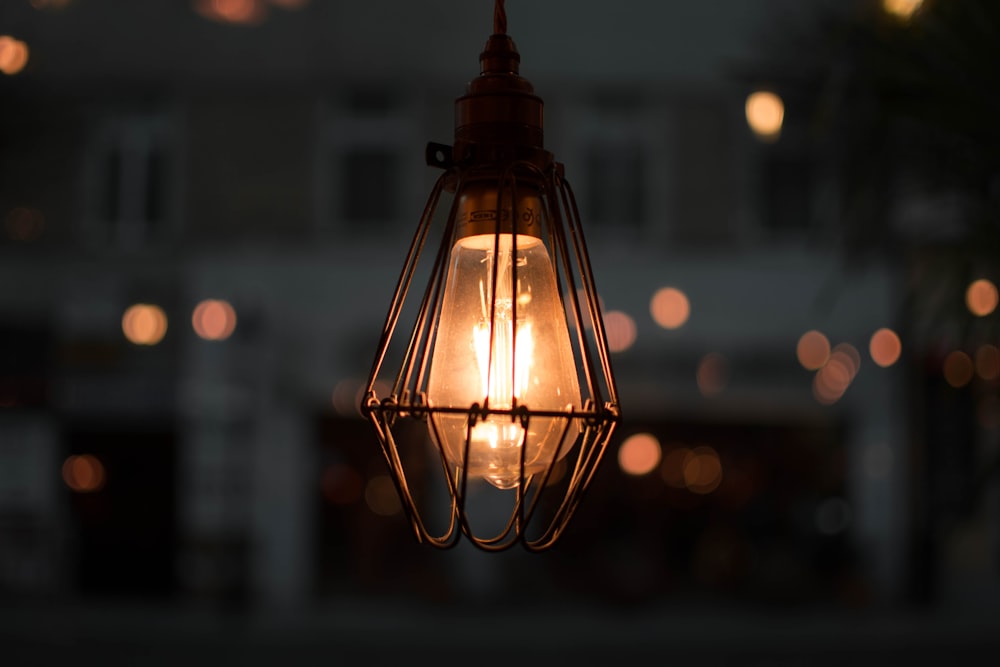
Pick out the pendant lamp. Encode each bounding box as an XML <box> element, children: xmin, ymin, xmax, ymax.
<box><xmin>361</xmin><ymin>0</ymin><xmax>620</xmax><ymax>551</ymax></box>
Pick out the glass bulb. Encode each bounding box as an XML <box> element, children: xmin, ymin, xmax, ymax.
<box><xmin>426</xmin><ymin>186</ymin><xmax>581</xmax><ymax>490</ymax></box>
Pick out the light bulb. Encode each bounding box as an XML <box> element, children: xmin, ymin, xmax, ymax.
<box><xmin>427</xmin><ymin>182</ymin><xmax>582</xmax><ymax>490</ymax></box>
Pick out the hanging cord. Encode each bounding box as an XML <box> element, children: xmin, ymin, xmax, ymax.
<box><xmin>494</xmin><ymin>0</ymin><xmax>507</xmax><ymax>35</ymax></box>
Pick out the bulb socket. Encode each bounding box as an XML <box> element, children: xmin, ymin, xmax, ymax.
<box><xmin>453</xmin><ymin>180</ymin><xmax>544</xmax><ymax>241</ymax></box>
<box><xmin>454</xmin><ymin>34</ymin><xmax>545</xmax><ymax>159</ymax></box>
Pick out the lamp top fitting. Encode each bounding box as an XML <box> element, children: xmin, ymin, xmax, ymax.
<box><xmin>454</xmin><ymin>1</ymin><xmax>546</xmax><ymax>160</ymax></box>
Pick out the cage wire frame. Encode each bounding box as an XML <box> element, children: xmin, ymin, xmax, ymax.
<box><xmin>361</xmin><ymin>142</ymin><xmax>621</xmax><ymax>552</ymax></box>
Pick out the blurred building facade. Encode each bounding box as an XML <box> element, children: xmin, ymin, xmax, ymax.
<box><xmin>0</xmin><ymin>0</ymin><xmax>996</xmax><ymax>619</ymax></box>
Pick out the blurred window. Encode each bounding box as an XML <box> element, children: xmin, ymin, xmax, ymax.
<box><xmin>762</xmin><ymin>153</ymin><xmax>813</xmax><ymax>234</ymax></box>
<box><xmin>564</xmin><ymin>92</ymin><xmax>670</xmax><ymax>243</ymax></box>
<box><xmin>317</xmin><ymin>87</ymin><xmax>420</xmax><ymax>235</ymax></box>
<box><xmin>584</xmin><ymin>140</ymin><xmax>645</xmax><ymax>226</ymax></box>
<box><xmin>83</xmin><ymin>113</ymin><xmax>176</xmax><ymax>249</ymax></box>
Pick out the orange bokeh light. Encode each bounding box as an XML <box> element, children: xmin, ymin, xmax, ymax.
<box><xmin>869</xmin><ymin>328</ymin><xmax>902</xmax><ymax>368</ymax></box>
<box><xmin>696</xmin><ymin>353</ymin><xmax>728</xmax><ymax>397</ymax></box>
<box><xmin>976</xmin><ymin>344</ymin><xmax>1000</xmax><ymax>381</ymax></box>
<box><xmin>943</xmin><ymin>350</ymin><xmax>974</xmax><ymax>388</ymax></box>
<box><xmin>966</xmin><ymin>279</ymin><xmax>999</xmax><ymax>317</ymax></box>
<box><xmin>618</xmin><ymin>433</ymin><xmax>662</xmax><ymax>476</ymax></box>
<box><xmin>0</xmin><ymin>36</ymin><xmax>29</xmax><ymax>76</ymax></box>
<box><xmin>745</xmin><ymin>90</ymin><xmax>784</xmax><ymax>141</ymax></box>
<box><xmin>812</xmin><ymin>344</ymin><xmax>860</xmax><ymax>405</ymax></box>
<box><xmin>195</xmin><ymin>0</ymin><xmax>265</xmax><ymax>24</ymax></box>
<box><xmin>122</xmin><ymin>304</ymin><xmax>168</xmax><ymax>346</ymax></box>
<box><xmin>662</xmin><ymin>446</ymin><xmax>691</xmax><ymax>488</ymax></box>
<box><xmin>650</xmin><ymin>287</ymin><xmax>690</xmax><ymax>330</ymax></box>
<box><xmin>364</xmin><ymin>475</ymin><xmax>401</xmax><ymax>517</ymax></box>
<box><xmin>62</xmin><ymin>454</ymin><xmax>105</xmax><ymax>493</ymax></box>
<box><xmin>683</xmin><ymin>446</ymin><xmax>723</xmax><ymax>494</ymax></box>
<box><xmin>832</xmin><ymin>343</ymin><xmax>860</xmax><ymax>377</ymax></box>
<box><xmin>192</xmin><ymin>299</ymin><xmax>237</xmax><ymax>341</ymax></box>
<box><xmin>797</xmin><ymin>330</ymin><xmax>830</xmax><ymax>371</ymax></box>
<box><xmin>604</xmin><ymin>310</ymin><xmax>637</xmax><ymax>353</ymax></box>
<box><xmin>882</xmin><ymin>0</ymin><xmax>923</xmax><ymax>20</ymax></box>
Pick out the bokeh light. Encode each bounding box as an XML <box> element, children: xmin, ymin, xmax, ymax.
<box><xmin>745</xmin><ymin>90</ymin><xmax>784</xmax><ymax>141</ymax></box>
<box><xmin>364</xmin><ymin>475</ymin><xmax>402</xmax><ymax>517</ymax></box>
<box><xmin>966</xmin><ymin>279</ymin><xmax>999</xmax><ymax>317</ymax></box>
<box><xmin>696</xmin><ymin>352</ymin><xmax>728</xmax><ymax>397</ymax></box>
<box><xmin>122</xmin><ymin>304</ymin><xmax>168</xmax><ymax>346</ymax></box>
<box><xmin>832</xmin><ymin>343</ymin><xmax>861</xmax><ymax>377</ymax></box>
<box><xmin>683</xmin><ymin>446</ymin><xmax>723</xmax><ymax>494</ymax></box>
<box><xmin>0</xmin><ymin>36</ymin><xmax>30</xmax><ymax>76</ymax></box>
<box><xmin>62</xmin><ymin>454</ymin><xmax>105</xmax><ymax>493</ymax></box>
<box><xmin>976</xmin><ymin>344</ymin><xmax>1000</xmax><ymax>381</ymax></box>
<box><xmin>650</xmin><ymin>287</ymin><xmax>690</xmax><ymax>330</ymax></box>
<box><xmin>661</xmin><ymin>446</ymin><xmax>692</xmax><ymax>489</ymax></box>
<box><xmin>813</xmin><ymin>344</ymin><xmax>860</xmax><ymax>405</ymax></box>
<box><xmin>869</xmin><ymin>328</ymin><xmax>902</xmax><ymax>368</ymax></box>
<box><xmin>194</xmin><ymin>0</ymin><xmax>266</xmax><ymax>24</ymax></box>
<box><xmin>797</xmin><ymin>330</ymin><xmax>830</xmax><ymax>371</ymax></box>
<box><xmin>618</xmin><ymin>433</ymin><xmax>662</xmax><ymax>476</ymax></box>
<box><xmin>882</xmin><ymin>0</ymin><xmax>923</xmax><ymax>20</ymax></box>
<box><xmin>603</xmin><ymin>310</ymin><xmax>637</xmax><ymax>353</ymax></box>
<box><xmin>192</xmin><ymin>299</ymin><xmax>237</xmax><ymax>341</ymax></box>
<box><xmin>332</xmin><ymin>378</ymin><xmax>364</xmax><ymax>417</ymax></box>
<box><xmin>943</xmin><ymin>350</ymin><xmax>974</xmax><ymax>388</ymax></box>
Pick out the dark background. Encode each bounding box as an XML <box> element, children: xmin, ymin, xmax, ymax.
<box><xmin>1</xmin><ymin>0</ymin><xmax>999</xmax><ymax>663</ymax></box>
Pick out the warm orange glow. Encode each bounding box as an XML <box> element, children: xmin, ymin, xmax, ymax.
<box><xmin>943</xmin><ymin>350</ymin><xmax>974</xmax><ymax>388</ymax></box>
<box><xmin>966</xmin><ymin>279</ymin><xmax>999</xmax><ymax>317</ymax></box>
<box><xmin>869</xmin><ymin>328</ymin><xmax>902</xmax><ymax>368</ymax></box>
<box><xmin>976</xmin><ymin>344</ymin><xmax>1000</xmax><ymax>381</ymax></box>
<box><xmin>604</xmin><ymin>310</ymin><xmax>637</xmax><ymax>353</ymax></box>
<box><xmin>882</xmin><ymin>0</ymin><xmax>923</xmax><ymax>20</ymax></box>
<box><xmin>0</xmin><ymin>36</ymin><xmax>29</xmax><ymax>76</ymax></box>
<box><xmin>696</xmin><ymin>352</ymin><xmax>728</xmax><ymax>397</ymax></box>
<box><xmin>544</xmin><ymin>458</ymin><xmax>568</xmax><ymax>486</ymax></box>
<box><xmin>364</xmin><ymin>475</ymin><xmax>401</xmax><ymax>516</ymax></box>
<box><xmin>195</xmin><ymin>0</ymin><xmax>265</xmax><ymax>24</ymax></box>
<box><xmin>662</xmin><ymin>446</ymin><xmax>691</xmax><ymax>488</ymax></box>
<box><xmin>618</xmin><ymin>433</ymin><xmax>662</xmax><ymax>476</ymax></box>
<box><xmin>332</xmin><ymin>378</ymin><xmax>363</xmax><ymax>417</ymax></box>
<box><xmin>745</xmin><ymin>90</ymin><xmax>784</xmax><ymax>141</ymax></box>
<box><xmin>813</xmin><ymin>345</ymin><xmax>859</xmax><ymax>405</ymax></box>
<box><xmin>122</xmin><ymin>304</ymin><xmax>168</xmax><ymax>346</ymax></box>
<box><xmin>192</xmin><ymin>299</ymin><xmax>237</xmax><ymax>341</ymax></box>
<box><xmin>832</xmin><ymin>343</ymin><xmax>861</xmax><ymax>377</ymax></box>
<box><xmin>650</xmin><ymin>287</ymin><xmax>690</xmax><ymax>330</ymax></box>
<box><xmin>797</xmin><ymin>330</ymin><xmax>830</xmax><ymax>371</ymax></box>
<box><xmin>4</xmin><ymin>207</ymin><xmax>45</xmax><ymax>241</ymax></box>
<box><xmin>683</xmin><ymin>446</ymin><xmax>723</xmax><ymax>494</ymax></box>
<box><xmin>62</xmin><ymin>454</ymin><xmax>105</xmax><ymax>493</ymax></box>
<box><xmin>321</xmin><ymin>464</ymin><xmax>363</xmax><ymax>505</ymax></box>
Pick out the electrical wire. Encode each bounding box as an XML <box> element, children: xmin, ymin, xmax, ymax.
<box><xmin>494</xmin><ymin>0</ymin><xmax>507</xmax><ymax>35</ymax></box>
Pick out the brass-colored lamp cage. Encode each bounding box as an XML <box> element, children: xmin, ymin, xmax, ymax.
<box><xmin>361</xmin><ymin>1</ymin><xmax>620</xmax><ymax>552</ymax></box>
